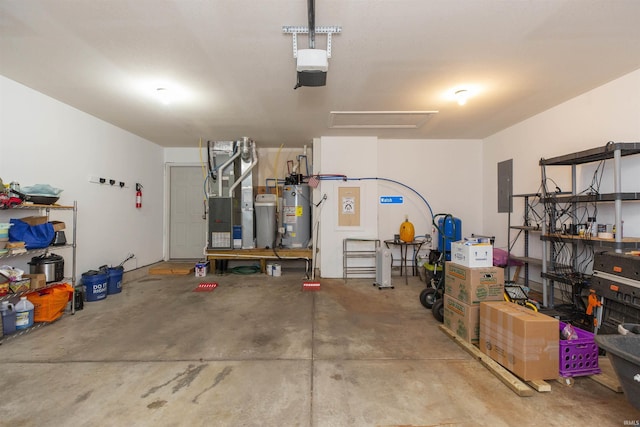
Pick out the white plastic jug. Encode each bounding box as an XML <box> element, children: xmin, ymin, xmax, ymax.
<box><xmin>15</xmin><ymin>296</ymin><xmax>34</xmax><ymax>330</ymax></box>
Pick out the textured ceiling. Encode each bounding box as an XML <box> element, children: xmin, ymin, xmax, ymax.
<box><xmin>1</xmin><ymin>0</ymin><xmax>639</xmax><ymax>148</ymax></box>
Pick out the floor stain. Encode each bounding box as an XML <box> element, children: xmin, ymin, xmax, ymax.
<box><xmin>253</xmin><ymin>333</ymin><xmax>273</xmax><ymax>346</ymax></box>
<box><xmin>147</xmin><ymin>400</ymin><xmax>167</xmax><ymax>409</ymax></box>
<box><xmin>330</xmin><ymin>372</ymin><xmax>358</xmax><ymax>385</ymax></box>
<box><xmin>321</xmin><ymin>281</ymin><xmax>387</xmax><ymax>315</ymax></box>
<box><xmin>137</xmin><ymin>278</ymin><xmax>162</xmax><ymax>283</ymax></box>
<box><xmin>192</xmin><ymin>366</ymin><xmax>233</xmax><ymax>404</ymax></box>
<box><xmin>171</xmin><ymin>364</ymin><xmax>207</xmax><ymax>394</ymax></box>
<box><xmin>74</xmin><ymin>390</ymin><xmax>93</xmax><ymax>404</ymax></box>
<box><xmin>141</xmin><ymin>364</ymin><xmax>208</xmax><ymax>398</ymax></box>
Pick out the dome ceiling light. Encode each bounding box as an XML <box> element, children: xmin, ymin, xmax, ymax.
<box><xmin>455</xmin><ymin>89</ymin><xmax>470</xmax><ymax>106</ymax></box>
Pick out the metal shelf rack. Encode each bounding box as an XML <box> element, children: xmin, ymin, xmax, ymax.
<box><xmin>0</xmin><ymin>201</ymin><xmax>77</xmax><ymax>343</ymax></box>
<box><xmin>539</xmin><ymin>142</ymin><xmax>640</xmax><ymax>308</ymax></box>
<box><xmin>507</xmin><ymin>193</ymin><xmax>543</xmax><ymax>287</ymax></box>
<box><xmin>343</xmin><ymin>238</ymin><xmax>380</xmax><ymax>278</ymax></box>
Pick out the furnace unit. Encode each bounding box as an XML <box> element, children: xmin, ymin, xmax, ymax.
<box><xmin>207</xmin><ymin>138</ymin><xmax>258</xmax><ymax>249</ymax></box>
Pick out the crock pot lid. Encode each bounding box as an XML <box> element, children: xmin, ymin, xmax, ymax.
<box><xmin>31</xmin><ymin>253</ymin><xmax>63</xmax><ymax>263</ymax></box>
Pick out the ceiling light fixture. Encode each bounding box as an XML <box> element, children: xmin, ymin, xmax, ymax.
<box><xmin>156</xmin><ymin>88</ymin><xmax>172</xmax><ymax>105</ymax></box>
<box><xmin>454</xmin><ymin>89</ymin><xmax>469</xmax><ymax>106</ymax></box>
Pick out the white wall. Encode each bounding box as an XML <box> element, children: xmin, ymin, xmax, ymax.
<box><xmin>316</xmin><ymin>136</ymin><xmax>484</xmax><ymax>278</ymax></box>
<box><xmin>316</xmin><ymin>137</ymin><xmax>379</xmax><ymax>277</ymax></box>
<box><xmin>483</xmin><ymin>69</ymin><xmax>640</xmax><ymax>276</ymax></box>
<box><xmin>0</xmin><ymin>76</ymin><xmax>164</xmax><ymax>277</ymax></box>
<box><xmin>377</xmin><ymin>139</ymin><xmax>484</xmax><ymax>242</ymax></box>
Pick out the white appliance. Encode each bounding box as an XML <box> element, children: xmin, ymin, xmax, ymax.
<box><xmin>374</xmin><ymin>248</ymin><xmax>393</xmax><ymax>289</ymax></box>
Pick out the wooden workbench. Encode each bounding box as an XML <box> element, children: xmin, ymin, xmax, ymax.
<box><xmin>205</xmin><ymin>248</ymin><xmax>313</xmax><ymax>273</ymax></box>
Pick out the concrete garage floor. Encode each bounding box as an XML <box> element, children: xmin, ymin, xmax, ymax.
<box><xmin>1</xmin><ymin>264</ymin><xmax>638</xmax><ymax>426</ymax></box>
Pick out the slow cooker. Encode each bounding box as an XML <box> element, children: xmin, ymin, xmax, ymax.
<box><xmin>28</xmin><ymin>253</ymin><xmax>64</xmax><ymax>283</ymax></box>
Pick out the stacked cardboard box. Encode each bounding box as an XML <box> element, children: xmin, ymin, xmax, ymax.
<box><xmin>451</xmin><ymin>240</ymin><xmax>493</xmax><ymax>268</ymax></box>
<box><xmin>443</xmin><ymin>262</ymin><xmax>504</xmax><ymax>344</ymax></box>
<box><xmin>479</xmin><ymin>301</ymin><xmax>559</xmax><ymax>380</ymax></box>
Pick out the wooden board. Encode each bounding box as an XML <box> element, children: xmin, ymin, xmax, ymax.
<box><xmin>149</xmin><ymin>262</ymin><xmax>195</xmax><ymax>275</ymax></box>
<box><xmin>439</xmin><ymin>324</ymin><xmax>534</xmax><ymax>397</ymax></box>
<box><xmin>206</xmin><ymin>248</ymin><xmax>313</xmax><ymax>273</ymax></box>
<box><xmin>205</xmin><ymin>248</ymin><xmax>313</xmax><ymax>259</ymax></box>
<box><xmin>589</xmin><ymin>356</ymin><xmax>623</xmax><ymax>393</ymax></box>
<box><xmin>527</xmin><ymin>379</ymin><xmax>551</xmax><ymax>392</ymax></box>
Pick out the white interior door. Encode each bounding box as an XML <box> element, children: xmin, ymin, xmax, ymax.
<box><xmin>169</xmin><ymin>166</ymin><xmax>207</xmax><ymax>259</ymax></box>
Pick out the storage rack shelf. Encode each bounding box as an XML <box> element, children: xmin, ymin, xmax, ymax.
<box><xmin>540</xmin><ymin>271</ymin><xmax>588</xmax><ymax>286</ymax></box>
<box><xmin>0</xmin><ymin>279</ymin><xmax>72</xmax><ymax>303</ymax></box>
<box><xmin>539</xmin><ymin>142</ymin><xmax>640</xmax><ymax>165</ymax></box>
<box><xmin>0</xmin><ymin>244</ymin><xmax>74</xmax><ymax>261</ymax></box>
<box><xmin>507</xmin><ymin>193</ymin><xmax>543</xmax><ymax>288</ymax></box>
<box><xmin>0</xmin><ymin>321</ymin><xmax>49</xmax><ymax>343</ymax></box>
<box><xmin>540</xmin><ymin>233</ymin><xmax>640</xmax><ymax>248</ymax></box>
<box><xmin>542</xmin><ymin>192</ymin><xmax>640</xmax><ymax>203</ymax></box>
<box><xmin>343</xmin><ymin>238</ymin><xmax>380</xmax><ymax>278</ymax></box>
<box><xmin>0</xmin><ymin>201</ymin><xmax>77</xmax><ymax>344</ymax></box>
<box><xmin>508</xmin><ymin>255</ymin><xmax>543</xmax><ymax>266</ymax></box>
<box><xmin>539</xmin><ymin>142</ymin><xmax>640</xmax><ymax>311</ymax></box>
<box><xmin>510</xmin><ymin>225</ymin><xmax>541</xmax><ymax>232</ymax></box>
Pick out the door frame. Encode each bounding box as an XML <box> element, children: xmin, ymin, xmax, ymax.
<box><xmin>164</xmin><ymin>162</ymin><xmax>206</xmax><ymax>261</ymax></box>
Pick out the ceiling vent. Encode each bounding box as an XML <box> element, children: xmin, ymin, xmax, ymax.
<box><xmin>328</xmin><ymin>111</ymin><xmax>438</xmax><ymax>129</ymax></box>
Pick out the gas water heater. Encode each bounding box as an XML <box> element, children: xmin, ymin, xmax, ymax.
<box><xmin>280</xmin><ymin>184</ymin><xmax>311</xmax><ymax>248</ymax></box>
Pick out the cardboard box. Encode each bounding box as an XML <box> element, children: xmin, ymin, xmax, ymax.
<box><xmin>479</xmin><ymin>301</ymin><xmax>559</xmax><ymax>381</ymax></box>
<box><xmin>451</xmin><ymin>240</ymin><xmax>493</xmax><ymax>268</ymax></box>
<box><xmin>23</xmin><ymin>273</ymin><xmax>46</xmax><ymax>290</ymax></box>
<box><xmin>443</xmin><ymin>294</ymin><xmax>480</xmax><ymax>344</ymax></box>
<box><xmin>18</xmin><ymin>216</ymin><xmax>48</xmax><ymax>226</ymax></box>
<box><xmin>445</xmin><ymin>263</ymin><xmax>504</xmax><ymax>305</ymax></box>
<box><xmin>50</xmin><ymin>221</ymin><xmax>65</xmax><ymax>231</ymax></box>
<box><xmin>195</xmin><ymin>261</ymin><xmax>209</xmax><ymax>277</ymax></box>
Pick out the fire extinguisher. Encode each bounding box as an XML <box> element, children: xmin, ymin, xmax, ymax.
<box><xmin>136</xmin><ymin>183</ymin><xmax>143</xmax><ymax>209</ymax></box>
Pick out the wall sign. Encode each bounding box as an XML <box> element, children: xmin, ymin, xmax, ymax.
<box><xmin>379</xmin><ymin>196</ymin><xmax>404</xmax><ymax>204</ymax></box>
<box><xmin>338</xmin><ymin>187</ymin><xmax>360</xmax><ymax>227</ymax></box>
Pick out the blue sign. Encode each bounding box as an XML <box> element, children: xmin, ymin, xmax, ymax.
<box><xmin>379</xmin><ymin>196</ymin><xmax>404</xmax><ymax>204</ymax></box>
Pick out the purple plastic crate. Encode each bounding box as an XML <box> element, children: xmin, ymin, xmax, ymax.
<box><xmin>559</xmin><ymin>321</ymin><xmax>601</xmax><ymax>377</ymax></box>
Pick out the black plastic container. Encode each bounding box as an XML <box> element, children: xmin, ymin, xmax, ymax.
<box><xmin>595</xmin><ymin>331</ymin><xmax>640</xmax><ymax>410</ymax></box>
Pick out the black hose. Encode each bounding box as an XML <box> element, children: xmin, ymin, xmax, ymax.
<box><xmin>207</xmin><ymin>140</ymin><xmax>213</xmax><ymax>177</ymax></box>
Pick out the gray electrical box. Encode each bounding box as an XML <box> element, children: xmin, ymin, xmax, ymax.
<box><xmin>497</xmin><ymin>159</ymin><xmax>513</xmax><ymax>213</ymax></box>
